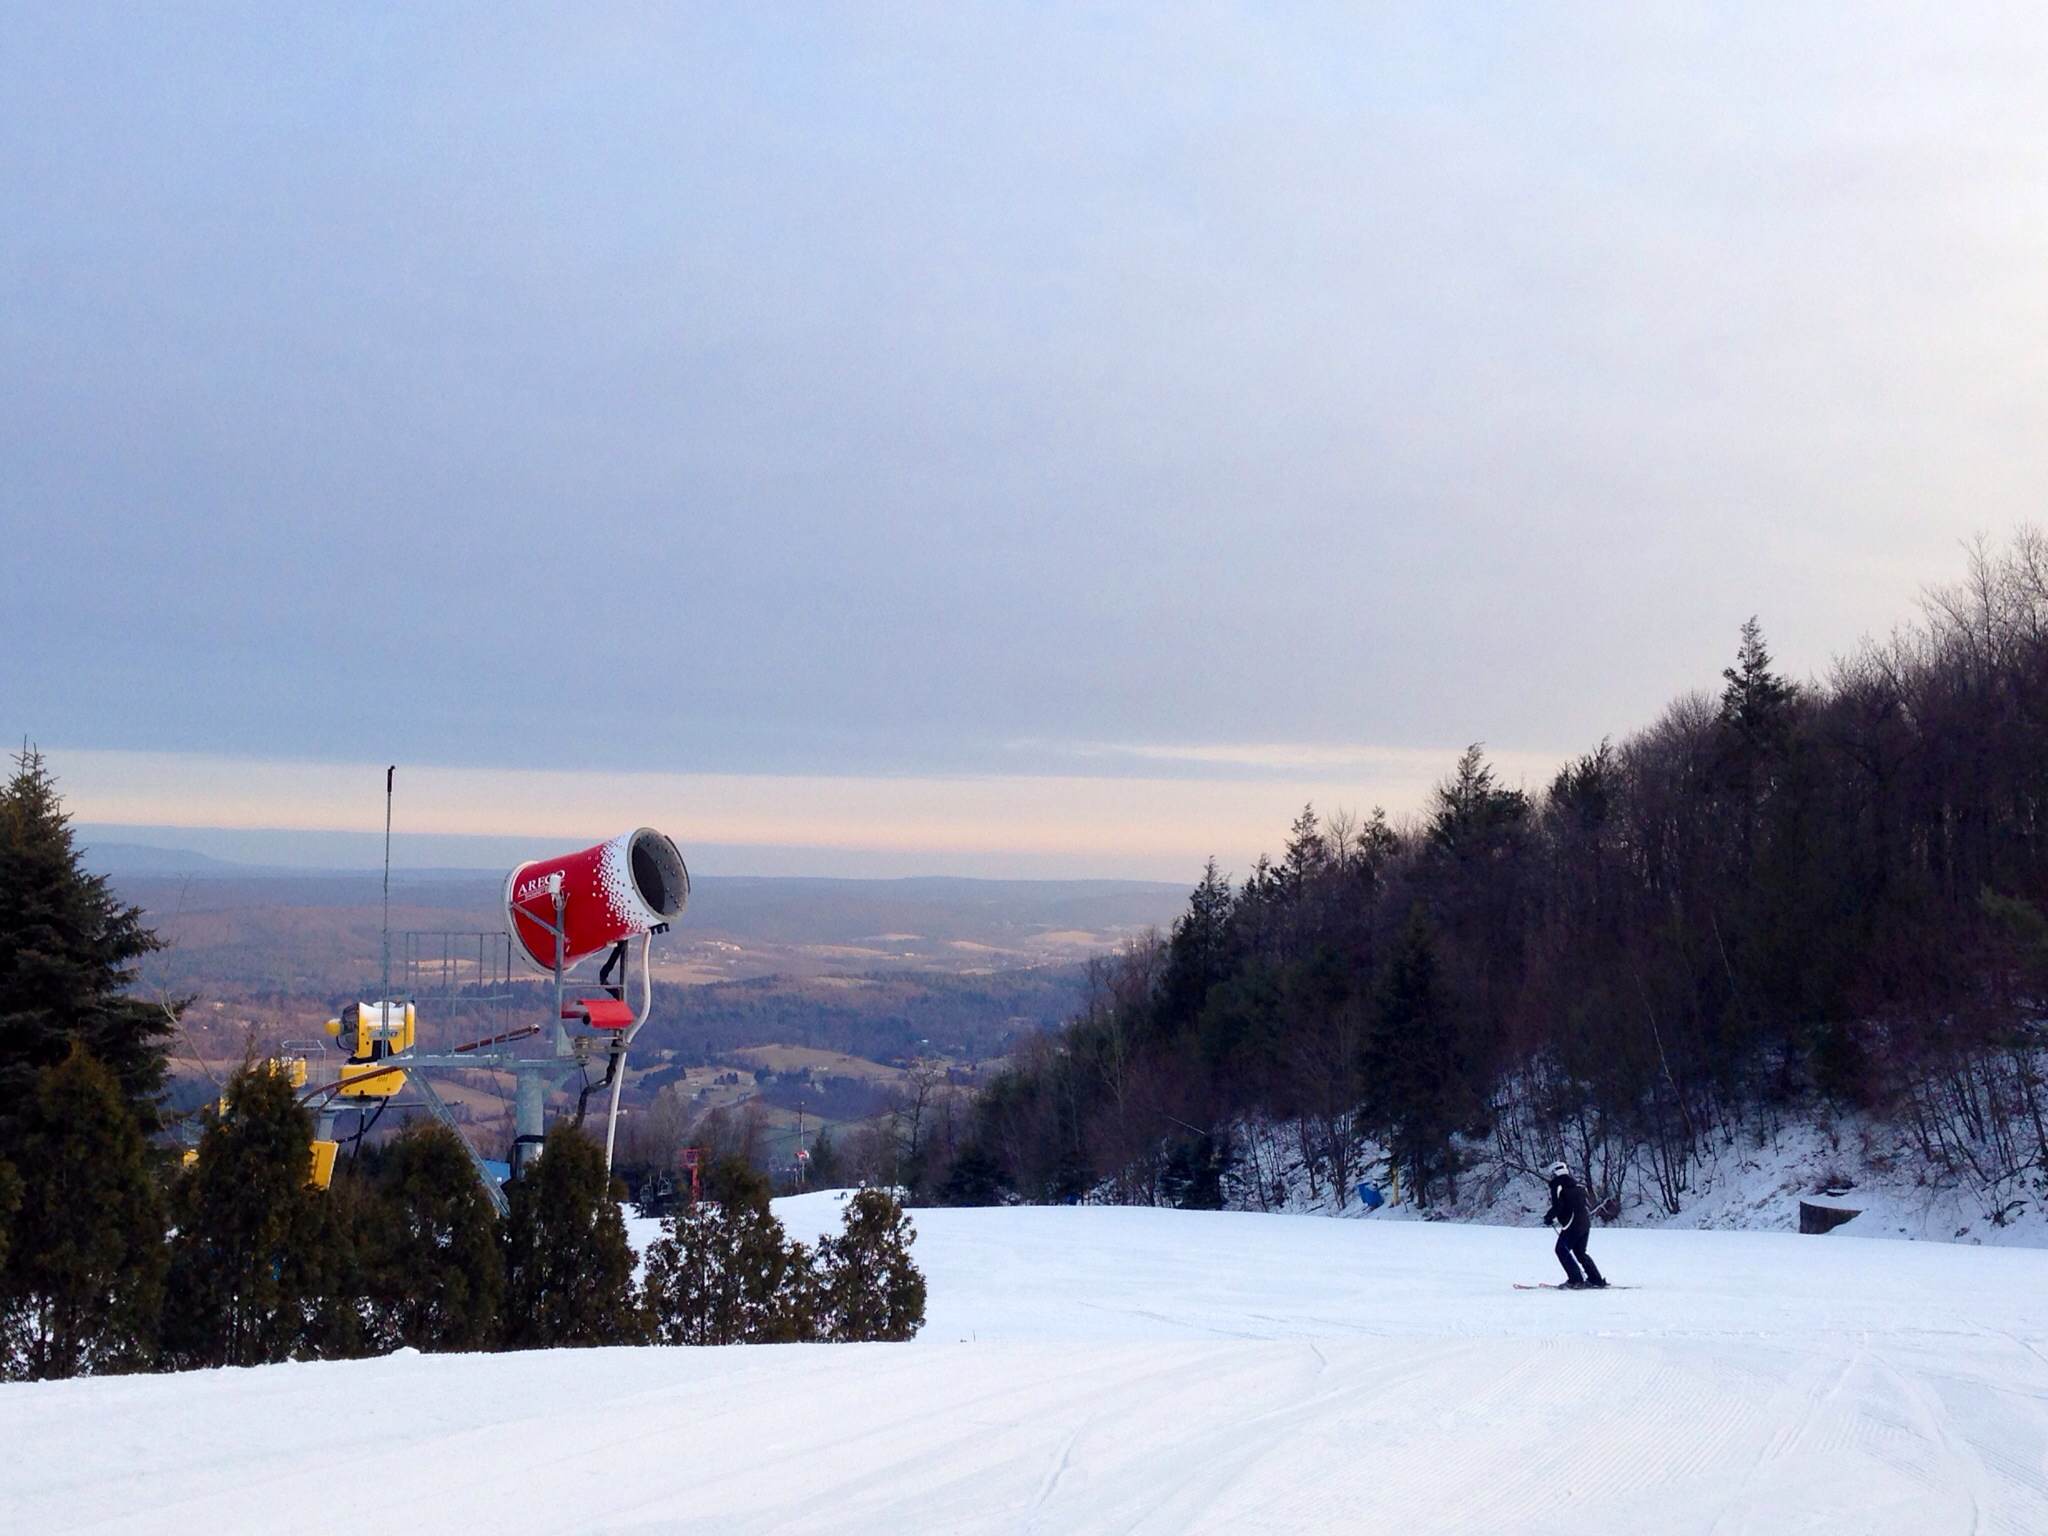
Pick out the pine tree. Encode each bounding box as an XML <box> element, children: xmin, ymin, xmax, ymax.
<box><xmin>371</xmin><ymin>1122</ymin><xmax>504</xmax><ymax>1352</ymax></box>
<box><xmin>706</xmin><ymin>1150</ymin><xmax>772</xmax><ymax>1209</ymax></box>
<box><xmin>1426</xmin><ymin>745</ymin><xmax>1530</xmax><ymax>863</ymax></box>
<box><xmin>162</xmin><ymin>1063</ymin><xmax>344</xmax><ymax>1368</ymax></box>
<box><xmin>290</xmin><ymin>1172</ymin><xmax>372</xmax><ymax>1361</ymax></box>
<box><xmin>1354</xmin><ymin>807</ymin><xmax>1401</xmax><ymax>884</ymax></box>
<box><xmin>0</xmin><ymin>748</ymin><xmax>176</xmax><ymax>1139</ymax></box>
<box><xmin>814</xmin><ymin>1189</ymin><xmax>925</xmax><ymax>1342</ymax></box>
<box><xmin>1719</xmin><ymin>616</ymin><xmax>1797</xmax><ymax>750</ymax></box>
<box><xmin>936</xmin><ymin>1143</ymin><xmax>1005</xmax><ymax>1205</ymax></box>
<box><xmin>1281</xmin><ymin>804</ymin><xmax>1328</xmax><ymax>896</ymax></box>
<box><xmin>501</xmin><ymin>1123</ymin><xmax>643</xmax><ymax>1348</ymax></box>
<box><xmin>0</xmin><ymin>1046</ymin><xmax>166</xmax><ymax>1379</ymax></box>
<box><xmin>1160</xmin><ymin>858</ymin><xmax>1234</xmax><ymax>1030</ymax></box>
<box><xmin>1361</xmin><ymin>908</ymin><xmax>1464</xmax><ymax>1205</ymax></box>
<box><xmin>642</xmin><ymin>1158</ymin><xmax>816</xmax><ymax>1345</ymax></box>
<box><xmin>1715</xmin><ymin>617</ymin><xmax>1800</xmax><ymax>883</ymax></box>
<box><xmin>1156</xmin><ymin>1129</ymin><xmax>1234</xmax><ymax>1210</ymax></box>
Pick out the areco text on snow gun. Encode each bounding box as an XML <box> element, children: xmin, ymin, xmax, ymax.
<box><xmin>504</xmin><ymin>828</ymin><xmax>690</xmax><ymax>972</ymax></box>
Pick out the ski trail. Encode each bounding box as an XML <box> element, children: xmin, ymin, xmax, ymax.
<box><xmin>1104</xmin><ymin>1340</ymin><xmax>1503</xmax><ymax>1535</ymax></box>
<box><xmin>1703</xmin><ymin>1345</ymin><xmax>1865</xmax><ymax>1536</ymax></box>
<box><xmin>1879</xmin><ymin>1351</ymin><xmax>1986</xmax><ymax>1535</ymax></box>
<box><xmin>1024</xmin><ymin>1416</ymin><xmax>1086</xmax><ymax>1531</ymax></box>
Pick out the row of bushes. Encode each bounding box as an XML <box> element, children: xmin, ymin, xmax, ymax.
<box><xmin>0</xmin><ymin>1051</ymin><xmax>923</xmax><ymax>1380</ymax></box>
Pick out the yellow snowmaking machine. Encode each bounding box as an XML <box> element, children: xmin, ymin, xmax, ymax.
<box><xmin>306</xmin><ymin>1001</ymin><xmax>416</xmax><ymax>1188</ymax></box>
<box><xmin>327</xmin><ymin>1001</ymin><xmax>416</xmax><ymax>1094</ymax></box>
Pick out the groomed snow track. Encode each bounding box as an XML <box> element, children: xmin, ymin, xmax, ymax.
<box><xmin>6</xmin><ymin>1198</ymin><xmax>2046</xmax><ymax>1534</ymax></box>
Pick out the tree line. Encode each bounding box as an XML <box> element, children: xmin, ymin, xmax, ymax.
<box><xmin>948</xmin><ymin>532</ymin><xmax>2048</xmax><ymax>1221</ymax></box>
<box><xmin>0</xmin><ymin>749</ymin><xmax>922</xmax><ymax>1381</ymax></box>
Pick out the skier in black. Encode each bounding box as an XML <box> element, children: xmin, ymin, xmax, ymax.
<box><xmin>1543</xmin><ymin>1160</ymin><xmax>1607</xmax><ymax>1288</ymax></box>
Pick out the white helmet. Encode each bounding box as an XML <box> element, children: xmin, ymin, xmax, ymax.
<box><xmin>1549</xmin><ymin>1160</ymin><xmax>1570</xmax><ymax>1178</ymax></box>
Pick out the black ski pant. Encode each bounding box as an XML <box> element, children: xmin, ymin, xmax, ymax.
<box><xmin>1555</xmin><ymin>1221</ymin><xmax>1603</xmax><ymax>1285</ymax></box>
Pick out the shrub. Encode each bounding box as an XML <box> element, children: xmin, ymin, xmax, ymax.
<box><xmin>501</xmin><ymin>1123</ymin><xmax>642</xmax><ymax>1348</ymax></box>
<box><xmin>815</xmin><ymin>1189</ymin><xmax>925</xmax><ymax>1342</ymax></box>
<box><xmin>641</xmin><ymin>1166</ymin><xmax>817</xmax><ymax>1346</ymax></box>
<box><xmin>0</xmin><ymin>1047</ymin><xmax>166</xmax><ymax>1378</ymax></box>
<box><xmin>162</xmin><ymin>1063</ymin><xmax>347</xmax><ymax>1368</ymax></box>
<box><xmin>367</xmin><ymin>1122</ymin><xmax>504</xmax><ymax>1352</ymax></box>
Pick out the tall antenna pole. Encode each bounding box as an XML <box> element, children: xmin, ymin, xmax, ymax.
<box><xmin>381</xmin><ymin>765</ymin><xmax>395</xmax><ymax>1011</ymax></box>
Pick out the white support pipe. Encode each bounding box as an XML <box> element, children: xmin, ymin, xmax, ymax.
<box><xmin>602</xmin><ymin>930</ymin><xmax>653</xmax><ymax>1175</ymax></box>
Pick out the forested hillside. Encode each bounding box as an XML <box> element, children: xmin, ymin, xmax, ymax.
<box><xmin>636</xmin><ymin>969</ymin><xmax>1086</xmax><ymax>1065</ymax></box>
<box><xmin>956</xmin><ymin>534</ymin><xmax>2048</xmax><ymax>1219</ymax></box>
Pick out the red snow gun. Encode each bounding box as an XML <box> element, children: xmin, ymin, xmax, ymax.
<box><xmin>503</xmin><ymin>828</ymin><xmax>690</xmax><ymax>973</ymax></box>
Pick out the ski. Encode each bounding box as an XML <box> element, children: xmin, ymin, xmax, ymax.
<box><xmin>1514</xmin><ymin>1282</ymin><xmax>1638</xmax><ymax>1290</ymax></box>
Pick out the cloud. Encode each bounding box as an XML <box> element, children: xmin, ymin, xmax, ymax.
<box><xmin>7</xmin><ymin>6</ymin><xmax>2043</xmax><ymax>829</ymax></box>
<box><xmin>1025</xmin><ymin>738</ymin><xmax>1563</xmax><ymax>780</ymax></box>
<box><xmin>43</xmin><ymin>745</ymin><xmax>1567</xmax><ymax>882</ymax></box>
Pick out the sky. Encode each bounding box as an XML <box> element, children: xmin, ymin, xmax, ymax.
<box><xmin>5</xmin><ymin>5</ymin><xmax>2046</xmax><ymax>879</ymax></box>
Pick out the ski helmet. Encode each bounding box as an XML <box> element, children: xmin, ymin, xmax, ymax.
<box><xmin>1548</xmin><ymin>1160</ymin><xmax>1570</xmax><ymax>1178</ymax></box>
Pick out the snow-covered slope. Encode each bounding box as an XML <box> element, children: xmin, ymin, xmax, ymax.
<box><xmin>7</xmin><ymin>1194</ymin><xmax>2046</xmax><ymax>1534</ymax></box>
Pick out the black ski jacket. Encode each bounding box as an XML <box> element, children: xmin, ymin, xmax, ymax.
<box><xmin>1544</xmin><ymin>1173</ymin><xmax>1591</xmax><ymax>1232</ymax></box>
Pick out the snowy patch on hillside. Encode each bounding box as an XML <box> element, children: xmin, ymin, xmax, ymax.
<box><xmin>1213</xmin><ymin>1112</ymin><xmax>2048</xmax><ymax>1247</ymax></box>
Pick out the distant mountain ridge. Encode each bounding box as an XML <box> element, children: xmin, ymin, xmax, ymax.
<box><xmin>80</xmin><ymin>840</ymin><xmax>252</xmax><ymax>876</ymax></box>
<box><xmin>71</xmin><ymin>823</ymin><xmax>1187</xmax><ymax>882</ymax></box>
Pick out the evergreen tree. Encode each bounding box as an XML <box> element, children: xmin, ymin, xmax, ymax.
<box><xmin>1361</xmin><ymin>909</ymin><xmax>1464</xmax><ymax>1204</ymax></box>
<box><xmin>291</xmin><ymin>1171</ymin><xmax>373</xmax><ymax>1361</ymax></box>
<box><xmin>814</xmin><ymin>1189</ymin><xmax>925</xmax><ymax>1342</ymax></box>
<box><xmin>0</xmin><ymin>1046</ymin><xmax>166</xmax><ymax>1379</ymax></box>
<box><xmin>1353</xmin><ymin>807</ymin><xmax>1402</xmax><ymax>886</ymax></box>
<box><xmin>370</xmin><ymin>1122</ymin><xmax>503</xmax><ymax>1352</ymax></box>
<box><xmin>1195</xmin><ymin>963</ymin><xmax>1283</xmax><ymax>1085</ymax></box>
<box><xmin>1422</xmin><ymin>744</ymin><xmax>1532</xmax><ymax>1069</ymax></box>
<box><xmin>162</xmin><ymin>1063</ymin><xmax>344</xmax><ymax>1368</ymax></box>
<box><xmin>1156</xmin><ymin>1130</ymin><xmax>1233</xmax><ymax>1211</ymax></box>
<box><xmin>935</xmin><ymin>1143</ymin><xmax>1006</xmax><ymax>1205</ymax></box>
<box><xmin>1159</xmin><ymin>858</ymin><xmax>1234</xmax><ymax>1030</ymax></box>
<box><xmin>642</xmin><ymin>1157</ymin><xmax>815</xmax><ymax>1345</ymax></box>
<box><xmin>1715</xmin><ymin>617</ymin><xmax>1800</xmax><ymax>882</ymax></box>
<box><xmin>501</xmin><ymin>1123</ymin><xmax>642</xmax><ymax>1348</ymax></box>
<box><xmin>1280</xmin><ymin>804</ymin><xmax>1329</xmax><ymax>897</ymax></box>
<box><xmin>706</xmin><ymin>1150</ymin><xmax>772</xmax><ymax>1209</ymax></box>
<box><xmin>1426</xmin><ymin>745</ymin><xmax>1530</xmax><ymax>864</ymax></box>
<box><xmin>1719</xmin><ymin>616</ymin><xmax>1797</xmax><ymax>752</ymax></box>
<box><xmin>0</xmin><ymin>748</ymin><xmax>175</xmax><ymax>1138</ymax></box>
<box><xmin>1548</xmin><ymin>742</ymin><xmax>1617</xmax><ymax>836</ymax></box>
